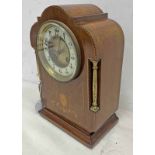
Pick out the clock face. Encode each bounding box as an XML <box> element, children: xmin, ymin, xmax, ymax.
<box><xmin>37</xmin><ymin>20</ymin><xmax>81</xmax><ymax>82</ymax></box>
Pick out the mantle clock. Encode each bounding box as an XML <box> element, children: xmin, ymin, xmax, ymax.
<box><xmin>30</xmin><ymin>4</ymin><xmax>124</xmax><ymax>148</ymax></box>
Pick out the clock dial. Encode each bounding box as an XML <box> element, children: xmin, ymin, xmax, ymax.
<box><xmin>37</xmin><ymin>20</ymin><xmax>81</xmax><ymax>82</ymax></box>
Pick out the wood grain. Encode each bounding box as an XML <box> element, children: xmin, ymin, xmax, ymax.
<box><xmin>30</xmin><ymin>4</ymin><xmax>124</xmax><ymax>148</ymax></box>
<box><xmin>39</xmin><ymin>107</ymin><xmax>118</xmax><ymax>148</ymax></box>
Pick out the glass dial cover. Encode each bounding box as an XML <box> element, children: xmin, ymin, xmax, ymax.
<box><xmin>37</xmin><ymin>20</ymin><xmax>81</xmax><ymax>82</ymax></box>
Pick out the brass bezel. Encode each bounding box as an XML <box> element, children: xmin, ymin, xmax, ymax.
<box><xmin>37</xmin><ymin>20</ymin><xmax>81</xmax><ymax>82</ymax></box>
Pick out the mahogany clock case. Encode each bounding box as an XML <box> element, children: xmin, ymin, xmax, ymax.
<box><xmin>30</xmin><ymin>4</ymin><xmax>124</xmax><ymax>148</ymax></box>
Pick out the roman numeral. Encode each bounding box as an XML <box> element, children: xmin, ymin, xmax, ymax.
<box><xmin>55</xmin><ymin>28</ymin><xmax>59</xmax><ymax>36</ymax></box>
<box><xmin>59</xmin><ymin>69</ymin><xmax>62</xmax><ymax>73</ymax></box>
<box><xmin>70</xmin><ymin>64</ymin><xmax>73</xmax><ymax>68</ymax></box>
<box><xmin>63</xmin><ymin>32</ymin><xmax>65</xmax><ymax>40</ymax></box>
<box><xmin>70</xmin><ymin>57</ymin><xmax>75</xmax><ymax>60</ymax></box>
<box><xmin>44</xmin><ymin>38</ymin><xmax>48</xmax><ymax>46</ymax></box>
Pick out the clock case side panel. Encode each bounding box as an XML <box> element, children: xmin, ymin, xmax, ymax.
<box><xmin>30</xmin><ymin>5</ymin><xmax>103</xmax><ymax>133</ymax></box>
<box><xmin>83</xmin><ymin>19</ymin><xmax>124</xmax><ymax>131</ymax></box>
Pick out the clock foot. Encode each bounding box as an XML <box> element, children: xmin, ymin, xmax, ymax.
<box><xmin>39</xmin><ymin>108</ymin><xmax>118</xmax><ymax>148</ymax></box>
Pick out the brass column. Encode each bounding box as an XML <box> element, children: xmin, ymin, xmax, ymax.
<box><xmin>90</xmin><ymin>59</ymin><xmax>100</xmax><ymax>112</ymax></box>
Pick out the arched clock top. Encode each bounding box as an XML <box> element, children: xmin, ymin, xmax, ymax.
<box><xmin>30</xmin><ymin>4</ymin><xmax>109</xmax><ymax>58</ymax></box>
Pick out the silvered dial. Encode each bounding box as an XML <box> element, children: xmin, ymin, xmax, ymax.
<box><xmin>37</xmin><ymin>20</ymin><xmax>81</xmax><ymax>82</ymax></box>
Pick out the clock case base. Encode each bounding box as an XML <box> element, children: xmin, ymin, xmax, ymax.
<box><xmin>39</xmin><ymin>107</ymin><xmax>118</xmax><ymax>148</ymax></box>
